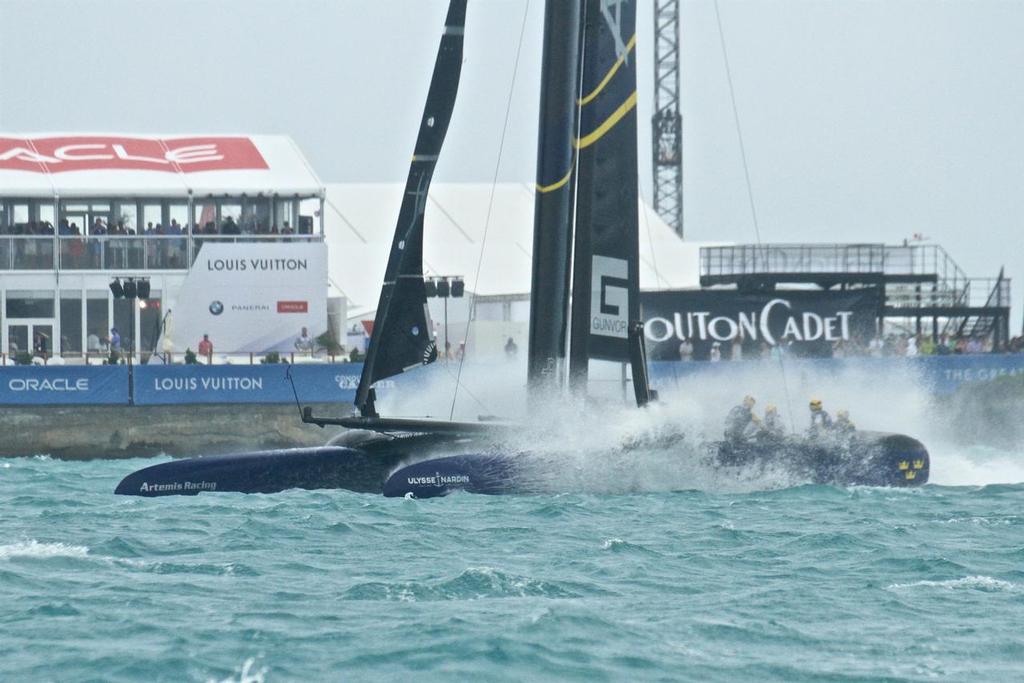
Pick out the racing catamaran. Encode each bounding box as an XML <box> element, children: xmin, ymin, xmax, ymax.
<box><xmin>115</xmin><ymin>0</ymin><xmax>929</xmax><ymax>498</ymax></box>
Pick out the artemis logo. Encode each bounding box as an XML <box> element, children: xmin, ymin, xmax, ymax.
<box><xmin>9</xmin><ymin>378</ymin><xmax>89</xmax><ymax>392</ymax></box>
<box><xmin>591</xmin><ymin>255</ymin><xmax>629</xmax><ymax>339</ymax></box>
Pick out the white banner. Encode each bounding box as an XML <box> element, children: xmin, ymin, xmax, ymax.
<box><xmin>157</xmin><ymin>242</ymin><xmax>327</xmax><ymax>355</ymax></box>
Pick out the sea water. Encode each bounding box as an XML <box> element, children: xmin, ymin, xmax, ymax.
<box><xmin>2</xmin><ymin>451</ymin><xmax>1024</xmax><ymax>682</ymax></box>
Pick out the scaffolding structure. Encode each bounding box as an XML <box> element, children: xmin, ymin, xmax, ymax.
<box><xmin>700</xmin><ymin>243</ymin><xmax>1012</xmax><ymax>346</ymax></box>
<box><xmin>652</xmin><ymin>0</ymin><xmax>683</xmax><ymax>237</ymax></box>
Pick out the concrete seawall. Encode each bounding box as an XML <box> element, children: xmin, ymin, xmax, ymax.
<box><xmin>1</xmin><ymin>403</ymin><xmax>346</xmax><ymax>459</ymax></box>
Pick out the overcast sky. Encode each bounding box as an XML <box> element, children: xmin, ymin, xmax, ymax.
<box><xmin>2</xmin><ymin>0</ymin><xmax>1022</xmax><ymax>327</ymax></box>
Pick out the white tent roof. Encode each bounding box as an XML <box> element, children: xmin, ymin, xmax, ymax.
<box><xmin>0</xmin><ymin>134</ymin><xmax>323</xmax><ymax>198</ymax></box>
<box><xmin>324</xmin><ymin>182</ymin><xmax>720</xmax><ymax>314</ymax></box>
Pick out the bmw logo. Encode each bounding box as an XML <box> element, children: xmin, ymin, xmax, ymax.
<box><xmin>209</xmin><ymin>301</ymin><xmax>224</xmax><ymax>316</ymax></box>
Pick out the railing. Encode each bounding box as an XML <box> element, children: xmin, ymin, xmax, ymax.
<box><xmin>0</xmin><ymin>236</ymin><xmax>56</xmax><ymax>270</ymax></box>
<box><xmin>0</xmin><ymin>350</ymin><xmax>353</xmax><ymax>366</ymax></box>
<box><xmin>700</xmin><ymin>243</ymin><xmax>973</xmax><ymax>281</ymax></box>
<box><xmin>58</xmin><ymin>236</ymin><xmax>188</xmax><ymax>270</ymax></box>
<box><xmin>0</xmin><ymin>233</ymin><xmax>321</xmax><ymax>271</ymax></box>
<box><xmin>700</xmin><ymin>244</ymin><xmax>888</xmax><ymax>278</ymax></box>
<box><xmin>886</xmin><ymin>278</ymin><xmax>1012</xmax><ymax>309</ymax></box>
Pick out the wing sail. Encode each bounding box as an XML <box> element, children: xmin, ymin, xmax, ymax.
<box><xmin>355</xmin><ymin>1</ymin><xmax>468</xmax><ymax>416</ymax></box>
<box><xmin>569</xmin><ymin>0</ymin><xmax>640</xmax><ymax>382</ymax></box>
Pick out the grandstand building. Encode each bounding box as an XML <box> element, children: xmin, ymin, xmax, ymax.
<box><xmin>0</xmin><ymin>134</ymin><xmax>327</xmax><ymax>361</ymax></box>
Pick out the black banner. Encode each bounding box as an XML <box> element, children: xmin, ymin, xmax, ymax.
<box><xmin>641</xmin><ymin>289</ymin><xmax>882</xmax><ymax>360</ymax></box>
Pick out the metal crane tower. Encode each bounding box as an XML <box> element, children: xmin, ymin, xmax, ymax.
<box><xmin>652</xmin><ymin>0</ymin><xmax>683</xmax><ymax>237</ymax></box>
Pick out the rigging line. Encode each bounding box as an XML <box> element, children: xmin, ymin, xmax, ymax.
<box><xmin>324</xmin><ymin>197</ymin><xmax>367</xmax><ymax>244</ymax></box>
<box><xmin>712</xmin><ymin>0</ymin><xmax>760</xmax><ymax>245</ymax></box>
<box><xmin>439</xmin><ymin>360</ymin><xmax>491</xmax><ymax>413</ymax></box>
<box><xmin>327</xmin><ymin>275</ymin><xmax>351</xmax><ymax>303</ymax></box>
<box><xmin>713</xmin><ymin>0</ymin><xmax>795</xmax><ymax>430</ymax></box>
<box><xmin>449</xmin><ymin>0</ymin><xmax>531</xmax><ymax>421</ymax></box>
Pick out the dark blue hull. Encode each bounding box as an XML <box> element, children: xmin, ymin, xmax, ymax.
<box><xmin>114</xmin><ymin>429</ymin><xmax>490</xmax><ymax>497</ymax></box>
<box><xmin>114</xmin><ymin>446</ymin><xmax>394</xmax><ymax>497</ymax></box>
<box><xmin>380</xmin><ymin>431</ymin><xmax>930</xmax><ymax>499</ymax></box>
<box><xmin>115</xmin><ymin>427</ymin><xmax>928</xmax><ymax>498</ymax></box>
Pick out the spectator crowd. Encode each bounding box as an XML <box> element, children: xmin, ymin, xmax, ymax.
<box><xmin>676</xmin><ymin>332</ymin><xmax>1024</xmax><ymax>362</ymax></box>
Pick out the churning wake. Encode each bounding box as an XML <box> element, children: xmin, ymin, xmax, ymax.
<box><xmin>379</xmin><ymin>357</ymin><xmax>1024</xmax><ymax>492</ymax></box>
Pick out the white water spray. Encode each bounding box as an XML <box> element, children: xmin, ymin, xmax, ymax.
<box><xmin>377</xmin><ymin>358</ymin><xmax>1024</xmax><ymax>490</ymax></box>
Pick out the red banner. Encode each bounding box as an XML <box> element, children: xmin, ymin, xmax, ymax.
<box><xmin>0</xmin><ymin>136</ymin><xmax>269</xmax><ymax>173</ymax></box>
<box><xmin>277</xmin><ymin>301</ymin><xmax>309</xmax><ymax>314</ymax></box>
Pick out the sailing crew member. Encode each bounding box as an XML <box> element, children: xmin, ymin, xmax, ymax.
<box><xmin>759</xmin><ymin>404</ymin><xmax>785</xmax><ymax>441</ymax></box>
<box><xmin>808</xmin><ymin>398</ymin><xmax>832</xmax><ymax>437</ymax></box>
<box><xmin>725</xmin><ymin>395</ymin><xmax>759</xmax><ymax>442</ymax></box>
<box><xmin>833</xmin><ymin>409</ymin><xmax>856</xmax><ymax>437</ymax></box>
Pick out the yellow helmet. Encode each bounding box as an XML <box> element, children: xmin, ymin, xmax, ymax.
<box><xmin>837</xmin><ymin>409</ymin><xmax>849</xmax><ymax>419</ymax></box>
<box><xmin>765</xmin><ymin>404</ymin><xmax>778</xmax><ymax>414</ymax></box>
<box><xmin>809</xmin><ymin>399</ymin><xmax>822</xmax><ymax>411</ymax></box>
<box><xmin>743</xmin><ymin>395</ymin><xmax>756</xmax><ymax>407</ymax></box>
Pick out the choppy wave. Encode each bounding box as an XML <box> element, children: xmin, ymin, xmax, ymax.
<box><xmin>0</xmin><ymin>539</ymin><xmax>89</xmax><ymax>560</ymax></box>
<box><xmin>2</xmin><ymin>454</ymin><xmax>1023</xmax><ymax>680</ymax></box>
<box><xmin>343</xmin><ymin>566</ymin><xmax>586</xmax><ymax>602</ymax></box>
<box><xmin>887</xmin><ymin>575</ymin><xmax>1019</xmax><ymax>592</ymax></box>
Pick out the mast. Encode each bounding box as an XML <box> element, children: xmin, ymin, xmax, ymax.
<box><xmin>568</xmin><ymin>0</ymin><xmax>641</xmax><ymax>389</ymax></box>
<box><xmin>526</xmin><ymin>0</ymin><xmax>585</xmax><ymax>397</ymax></box>
<box><xmin>355</xmin><ymin>0</ymin><xmax>468</xmax><ymax>417</ymax></box>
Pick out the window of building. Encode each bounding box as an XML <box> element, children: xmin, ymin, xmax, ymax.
<box><xmin>86</xmin><ymin>292</ymin><xmax>109</xmax><ymax>354</ymax></box>
<box><xmin>139</xmin><ymin>293</ymin><xmax>163</xmax><ymax>354</ymax></box>
<box><xmin>115</xmin><ymin>201</ymin><xmax>138</xmax><ymax>234</ymax></box>
<box><xmin>5</xmin><ymin>291</ymin><xmax>55</xmax><ymax>318</ymax></box>
<box><xmin>275</xmin><ymin>199</ymin><xmax>296</xmax><ymax>234</ymax></box>
<box><xmin>113</xmin><ymin>299</ymin><xmax>135</xmax><ymax>352</ymax></box>
<box><xmin>12</xmin><ymin>203</ymin><xmax>29</xmax><ymax>229</ymax></box>
<box><xmin>143</xmin><ymin>203</ymin><xmax>162</xmax><ymax>232</ymax></box>
<box><xmin>168</xmin><ymin>204</ymin><xmax>188</xmax><ymax>233</ymax></box>
<box><xmin>60</xmin><ymin>292</ymin><xmax>83</xmax><ymax>353</ymax></box>
<box><xmin>220</xmin><ymin>203</ymin><xmax>241</xmax><ymax>234</ymax></box>
<box><xmin>241</xmin><ymin>197</ymin><xmax>271</xmax><ymax>234</ymax></box>
<box><xmin>299</xmin><ymin>198</ymin><xmax>319</xmax><ymax>235</ymax></box>
<box><xmin>38</xmin><ymin>203</ymin><xmax>55</xmax><ymax>227</ymax></box>
<box><xmin>195</xmin><ymin>203</ymin><xmax>216</xmax><ymax>233</ymax></box>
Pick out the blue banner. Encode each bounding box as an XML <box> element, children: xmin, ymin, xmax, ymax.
<box><xmin>0</xmin><ymin>365</ymin><xmax>129</xmax><ymax>405</ymax></box>
<box><xmin>1</xmin><ymin>356</ymin><xmax>1022</xmax><ymax>407</ymax></box>
<box><xmin>133</xmin><ymin>363</ymin><xmax>365</xmax><ymax>406</ymax></box>
<box><xmin>914</xmin><ymin>354</ymin><xmax>1024</xmax><ymax>393</ymax></box>
<box><xmin>648</xmin><ymin>354</ymin><xmax>1024</xmax><ymax>395</ymax></box>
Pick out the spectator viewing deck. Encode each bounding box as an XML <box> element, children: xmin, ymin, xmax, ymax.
<box><xmin>699</xmin><ymin>242</ymin><xmax>1012</xmax><ymax>349</ymax></box>
<box><xmin>0</xmin><ymin>134</ymin><xmax>330</xmax><ymax>364</ymax></box>
<box><xmin>702</xmin><ymin>243</ymin><xmax>968</xmax><ymax>287</ymax></box>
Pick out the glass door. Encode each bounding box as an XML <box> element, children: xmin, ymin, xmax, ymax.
<box><xmin>5</xmin><ymin>320</ymin><xmax>55</xmax><ymax>362</ymax></box>
<box><xmin>6</xmin><ymin>323</ymin><xmax>28</xmax><ymax>357</ymax></box>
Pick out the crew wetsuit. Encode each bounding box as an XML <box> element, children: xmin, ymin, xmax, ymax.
<box><xmin>759</xmin><ymin>412</ymin><xmax>785</xmax><ymax>442</ymax></box>
<box><xmin>725</xmin><ymin>405</ymin><xmax>756</xmax><ymax>442</ymax></box>
<box><xmin>809</xmin><ymin>410</ymin><xmax>833</xmax><ymax>438</ymax></box>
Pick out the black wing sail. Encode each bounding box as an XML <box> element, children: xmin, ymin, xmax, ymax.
<box><xmin>355</xmin><ymin>0</ymin><xmax>468</xmax><ymax>417</ymax></box>
<box><xmin>569</xmin><ymin>0</ymin><xmax>640</xmax><ymax>384</ymax></box>
<box><xmin>527</xmin><ymin>1</ymin><xmax>585</xmax><ymax>394</ymax></box>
